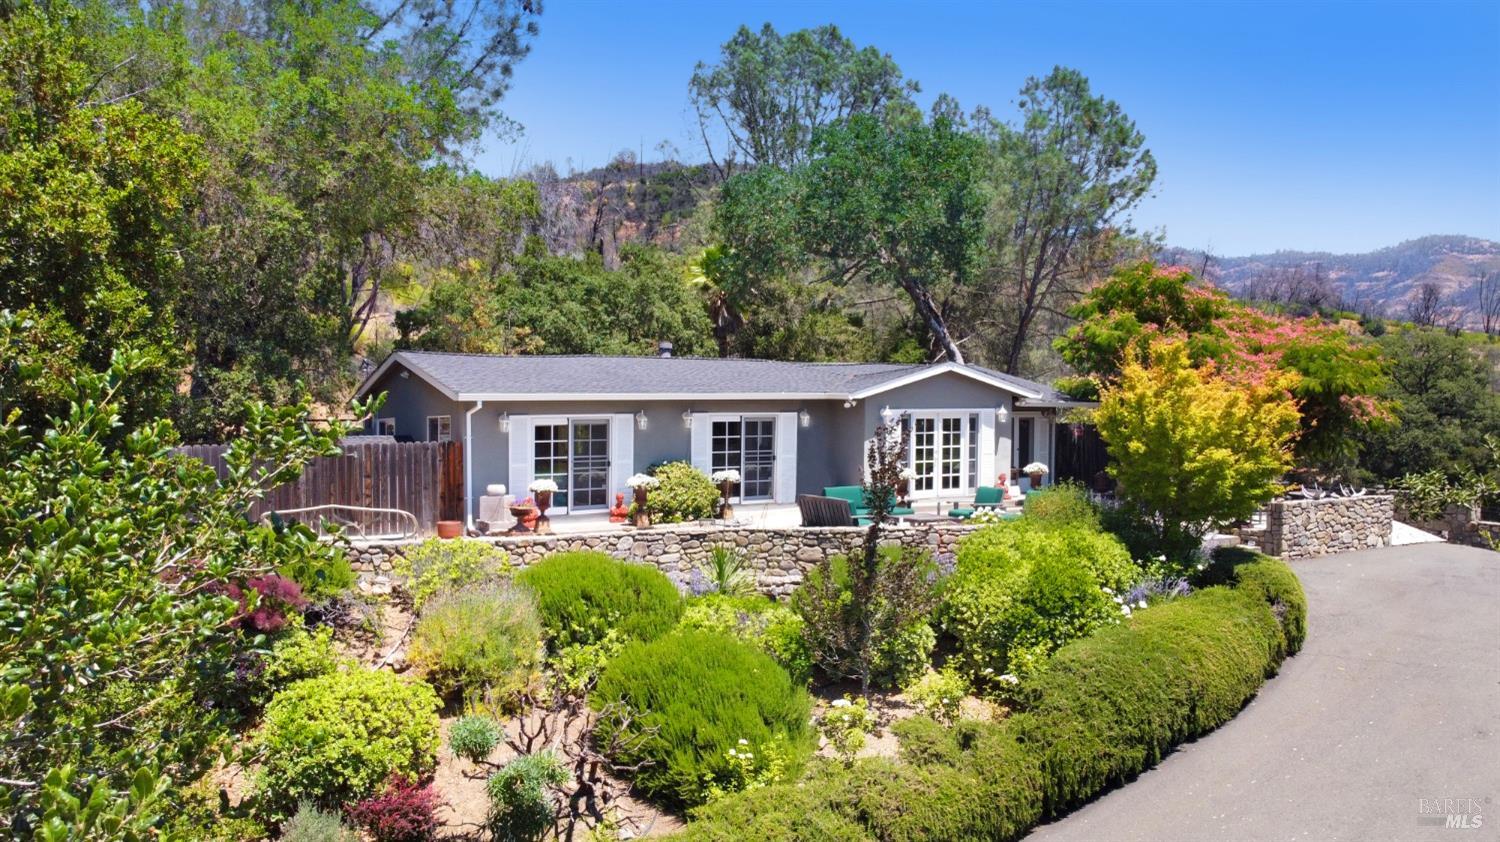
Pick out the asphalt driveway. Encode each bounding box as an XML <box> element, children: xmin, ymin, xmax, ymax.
<box><xmin>1029</xmin><ymin>542</ymin><xmax>1500</xmax><ymax>842</ymax></box>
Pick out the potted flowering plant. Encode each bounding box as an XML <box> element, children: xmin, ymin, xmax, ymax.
<box><xmin>508</xmin><ymin>496</ymin><xmax>539</xmax><ymax>533</ymax></box>
<box><xmin>1022</xmin><ymin>462</ymin><xmax>1049</xmax><ymax>489</ymax></box>
<box><xmin>626</xmin><ymin>473</ymin><xmax>660</xmax><ymax>528</ymax></box>
<box><xmin>528</xmin><ymin>479</ymin><xmax>559</xmax><ymax>534</ymax></box>
<box><xmin>710</xmin><ymin>469</ymin><xmax>741</xmax><ymax>520</ymax></box>
<box><xmin>897</xmin><ymin>466</ymin><xmax>917</xmax><ymax>507</ymax></box>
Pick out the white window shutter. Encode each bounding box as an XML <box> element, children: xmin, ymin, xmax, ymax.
<box><xmin>610</xmin><ymin>414</ymin><xmax>634</xmax><ymax>500</ymax></box>
<box><xmin>507</xmin><ymin>415</ymin><xmax>532</xmax><ymax>497</ymax></box>
<box><xmin>690</xmin><ymin>412</ymin><xmax>712</xmax><ymax>474</ymax></box>
<box><xmin>774</xmin><ymin>412</ymin><xmax>798</xmax><ymax>503</ymax></box>
<box><xmin>977</xmin><ymin>409</ymin><xmax>997</xmax><ymax>487</ymax></box>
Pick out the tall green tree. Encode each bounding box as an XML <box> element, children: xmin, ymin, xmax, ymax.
<box><xmin>715</xmin><ymin>113</ymin><xmax>987</xmax><ymax>362</ymax></box>
<box><xmin>0</xmin><ymin>2</ymin><xmax>202</xmax><ymax>427</ymax></box>
<box><xmin>979</xmin><ymin>67</ymin><xmax>1157</xmax><ymax>373</ymax></box>
<box><xmin>689</xmin><ymin>23</ymin><xmax>918</xmax><ymax>178</ymax></box>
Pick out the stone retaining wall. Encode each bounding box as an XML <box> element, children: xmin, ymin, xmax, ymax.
<box><xmin>348</xmin><ymin>521</ymin><xmax>978</xmax><ymax>598</ymax></box>
<box><xmin>1260</xmin><ymin>495</ymin><xmax>1393</xmax><ymax>559</ymax></box>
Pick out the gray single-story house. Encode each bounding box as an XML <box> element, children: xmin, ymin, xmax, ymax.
<box><xmin>354</xmin><ymin>349</ymin><xmax>1085</xmax><ymax>525</ymax></box>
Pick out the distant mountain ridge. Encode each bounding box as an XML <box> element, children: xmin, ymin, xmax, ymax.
<box><xmin>1162</xmin><ymin>235</ymin><xmax>1500</xmax><ymax>322</ymax></box>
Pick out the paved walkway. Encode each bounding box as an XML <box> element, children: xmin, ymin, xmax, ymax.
<box><xmin>1029</xmin><ymin>543</ymin><xmax>1500</xmax><ymax>842</ymax></box>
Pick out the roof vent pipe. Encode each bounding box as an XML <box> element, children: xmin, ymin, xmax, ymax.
<box><xmin>658</xmin><ymin>340</ymin><xmax>673</xmax><ymax>358</ymax></box>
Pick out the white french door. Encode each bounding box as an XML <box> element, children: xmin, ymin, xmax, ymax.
<box><xmin>903</xmin><ymin>412</ymin><xmax>979</xmax><ymax>498</ymax></box>
<box><xmin>710</xmin><ymin>416</ymin><xmax>776</xmax><ymax>501</ymax></box>
<box><xmin>532</xmin><ymin>417</ymin><xmax>611</xmax><ymax>513</ymax></box>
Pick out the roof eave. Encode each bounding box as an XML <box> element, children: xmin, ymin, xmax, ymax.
<box><xmin>847</xmin><ymin>362</ymin><xmax>1045</xmax><ymax>401</ymax></box>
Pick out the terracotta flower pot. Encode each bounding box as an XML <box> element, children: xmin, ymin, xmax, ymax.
<box><xmin>1028</xmin><ymin>471</ymin><xmax>1045</xmax><ymax>488</ymax></box>
<box><xmin>632</xmin><ymin>487</ymin><xmax>652</xmax><ymax>528</ymax></box>
<box><xmin>436</xmin><ymin>520</ymin><xmax>463</xmax><ymax>539</ymax></box>
<box><xmin>718</xmin><ymin>480</ymin><xmax>736</xmax><ymax>520</ymax></box>
<box><xmin>534</xmin><ymin>490</ymin><xmax>553</xmax><ymax>535</ymax></box>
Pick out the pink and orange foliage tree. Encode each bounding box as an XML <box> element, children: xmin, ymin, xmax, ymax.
<box><xmin>1057</xmin><ymin>262</ymin><xmax>1389</xmax><ymax>472</ymax></box>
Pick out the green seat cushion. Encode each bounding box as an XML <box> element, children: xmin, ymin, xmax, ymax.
<box><xmin>822</xmin><ymin>486</ymin><xmax>864</xmax><ymax>507</ymax></box>
<box><xmin>948</xmin><ymin>507</ymin><xmax>975</xmax><ymax>518</ymax></box>
<box><xmin>973</xmin><ymin>486</ymin><xmax>1005</xmax><ymax>506</ymax></box>
<box><xmin>890</xmin><ymin>505</ymin><xmax>915</xmax><ymax>516</ymax></box>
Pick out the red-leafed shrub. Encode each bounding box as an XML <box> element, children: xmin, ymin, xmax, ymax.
<box><xmin>228</xmin><ymin>574</ymin><xmax>308</xmax><ymax>632</ymax></box>
<box><xmin>346</xmin><ymin>775</ymin><xmax>443</xmax><ymax>842</ymax></box>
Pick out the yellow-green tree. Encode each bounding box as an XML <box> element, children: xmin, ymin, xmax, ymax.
<box><xmin>1095</xmin><ymin>341</ymin><xmax>1300</xmax><ymax>559</ymax></box>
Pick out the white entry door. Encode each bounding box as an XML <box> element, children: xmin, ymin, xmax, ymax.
<box><xmin>531</xmin><ymin>417</ymin><xmax>611</xmax><ymax>513</ymax></box>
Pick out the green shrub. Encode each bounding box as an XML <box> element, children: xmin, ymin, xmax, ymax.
<box><xmin>678</xmin><ymin>552</ymin><xmax>1298</xmax><ymax>840</ymax></box>
<box><xmin>256</xmin><ymin>669</ymin><xmax>440</xmax><ymax>817</ymax></box>
<box><xmin>280</xmin><ymin>800</ymin><xmax>358</xmax><ymax>842</ymax></box>
<box><xmin>516</xmin><ymin>551</ymin><xmax>683</xmax><ymax>649</ymax></box>
<box><xmin>591</xmin><ymin>630</ymin><xmax>814</xmax><ymax>808</ymax></box>
<box><xmin>641</xmin><ymin>461</ymin><xmax>719</xmax><ymax>523</ymax></box>
<box><xmin>1021</xmin><ymin>483</ymin><xmax>1101</xmax><ymax>530</ymax></box>
<box><xmin>904</xmin><ymin>666</ymin><xmax>971</xmax><ymax>725</ymax></box>
<box><xmin>944</xmin><ymin>519</ymin><xmax>1136</xmax><ymax>681</ymax></box>
<box><xmin>1202</xmin><ymin>547</ymin><xmax>1308</xmax><ymax>655</ymax></box>
<box><xmin>679</xmin><ymin>595</ymin><xmax>814</xmax><ymax>683</ymax></box>
<box><xmin>791</xmin><ymin>548</ymin><xmax>939</xmax><ymax>689</ymax></box>
<box><xmin>277</xmin><ymin>548</ymin><xmax>357</xmax><ymax>603</ymax></box>
<box><xmin>395</xmin><ymin>538</ymin><xmax>511</xmax><ymax>612</ymax></box>
<box><xmin>1007</xmin><ymin>585</ymin><xmax>1283</xmax><ymax>814</ymax></box>
<box><xmin>449</xmin><ymin>715</ymin><xmax>503</xmax><ymax>763</ymax></box>
<box><xmin>486</xmin><ymin>751</ymin><xmax>569</xmax><ymax>842</ymax></box>
<box><xmin>252</xmin><ymin>625</ymin><xmax>346</xmax><ymax>706</ymax></box>
<box><xmin>407</xmin><ymin>582</ymin><xmax>542</xmax><ymax>709</ymax></box>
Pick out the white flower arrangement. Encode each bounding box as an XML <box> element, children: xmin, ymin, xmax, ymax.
<box><xmin>625</xmin><ymin>473</ymin><xmax>660</xmax><ymax>490</ymax></box>
<box><xmin>1022</xmin><ymin>462</ymin><xmax>1050</xmax><ymax>475</ymax></box>
<box><xmin>710</xmin><ymin>469</ymin><xmax>741</xmax><ymax>484</ymax></box>
<box><xmin>528</xmin><ymin>478</ymin><xmax>559</xmax><ymax>493</ymax></box>
<box><xmin>898</xmin><ymin>466</ymin><xmax>918</xmax><ymax>481</ymax></box>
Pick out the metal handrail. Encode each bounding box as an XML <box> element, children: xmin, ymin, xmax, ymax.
<box><xmin>261</xmin><ymin>504</ymin><xmax>420</xmax><ymax>541</ymax></box>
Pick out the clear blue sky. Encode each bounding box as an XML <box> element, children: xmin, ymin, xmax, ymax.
<box><xmin>470</xmin><ymin>0</ymin><xmax>1500</xmax><ymax>256</ymax></box>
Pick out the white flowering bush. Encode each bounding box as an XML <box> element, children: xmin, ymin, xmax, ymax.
<box><xmin>1022</xmin><ymin>462</ymin><xmax>1049</xmax><ymax>476</ymax></box>
<box><xmin>710</xmin><ymin>469</ymin><xmax>741</xmax><ymax>484</ymax></box>
<box><xmin>528</xmin><ymin>478</ymin><xmax>559</xmax><ymax>494</ymax></box>
<box><xmin>625</xmin><ymin>473</ymin><xmax>660</xmax><ymax>490</ymax></box>
<box><xmin>817</xmin><ymin>696</ymin><xmax>873</xmax><ymax>767</ymax></box>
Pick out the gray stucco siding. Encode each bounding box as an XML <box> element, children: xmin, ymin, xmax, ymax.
<box><xmin>364</xmin><ymin>368</ymin><xmax>464</xmax><ymax>441</ymax></box>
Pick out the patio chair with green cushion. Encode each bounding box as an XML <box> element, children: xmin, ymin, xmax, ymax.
<box><xmin>797</xmin><ymin>494</ymin><xmax>871</xmax><ymax>527</ymax></box>
<box><xmin>822</xmin><ymin>485</ymin><xmax>915</xmax><ymax>519</ymax></box>
<box><xmin>947</xmin><ymin>486</ymin><xmax>1007</xmax><ymax>519</ymax></box>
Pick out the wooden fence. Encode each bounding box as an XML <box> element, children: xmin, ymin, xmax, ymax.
<box><xmin>175</xmin><ymin>440</ymin><xmax>463</xmax><ymax>536</ymax></box>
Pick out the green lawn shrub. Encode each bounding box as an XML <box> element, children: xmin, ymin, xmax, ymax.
<box><xmin>448</xmin><ymin>715</ymin><xmax>503</xmax><ymax>763</ymax></box>
<box><xmin>394</xmin><ymin>538</ymin><xmax>511</xmax><ymax>612</ymax></box>
<box><xmin>944</xmin><ymin>519</ymin><xmax>1136</xmax><ymax>680</ymax></box>
<box><xmin>1201</xmin><ymin>546</ymin><xmax>1307</xmax><ymax>654</ymax></box>
<box><xmin>679</xmin><ymin>594</ymin><xmax>814</xmax><ymax>683</ymax></box>
<box><xmin>640</xmin><ymin>461</ymin><xmax>720</xmax><ymax>523</ymax></box>
<box><xmin>274</xmin><ymin>538</ymin><xmax>357</xmax><ymax>603</ymax></box>
<box><xmin>250</xmin><ymin>624</ymin><xmax>346</xmax><ymax>706</ymax></box>
<box><xmin>591</xmin><ymin>630</ymin><xmax>815</xmax><ymax>808</ymax></box>
<box><xmin>407</xmin><ymin>582</ymin><xmax>543</xmax><ymax>710</ymax></box>
<box><xmin>255</xmin><ymin>669</ymin><xmax>441</xmax><ymax>817</ymax></box>
<box><xmin>486</xmin><ymin>751</ymin><xmax>570</xmax><ymax>842</ymax></box>
<box><xmin>516</xmin><ymin>551</ymin><xmax>683</xmax><ymax>649</ymax></box>
<box><xmin>1021</xmin><ymin>482</ymin><xmax>1102</xmax><ymax>530</ymax></box>
<box><xmin>790</xmin><ymin>547</ymin><xmax>939</xmax><ymax>688</ymax></box>
<box><xmin>280</xmin><ymin>801</ymin><xmax>358</xmax><ymax>842</ymax></box>
<box><xmin>676</xmin><ymin>553</ymin><xmax>1303</xmax><ymax>840</ymax></box>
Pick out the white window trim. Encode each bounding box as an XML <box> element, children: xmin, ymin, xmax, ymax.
<box><xmin>426</xmin><ymin>414</ymin><xmax>452</xmax><ymax>442</ymax></box>
<box><xmin>1010</xmin><ymin>412</ymin><xmax>1052</xmax><ymax>488</ymax></box>
<box><xmin>376</xmin><ymin>417</ymin><xmax>397</xmax><ymax>436</ymax></box>
<box><xmin>705</xmin><ymin>413</ymin><xmax>779</xmax><ymax>503</ymax></box>
<box><xmin>529</xmin><ymin>415</ymin><xmax>614</xmax><ymax>514</ymax></box>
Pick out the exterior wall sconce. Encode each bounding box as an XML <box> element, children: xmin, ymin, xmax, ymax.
<box><xmin>682</xmin><ymin>409</ymin><xmax>694</xmax><ymax>429</ymax></box>
<box><xmin>635</xmin><ymin>410</ymin><xmax>649</xmax><ymax>430</ymax></box>
<box><xmin>843</xmin><ymin>399</ymin><xmax>857</xmax><ymax>409</ymax></box>
<box><xmin>798</xmin><ymin>408</ymin><xmax>811</xmax><ymax>428</ymax></box>
<box><xmin>997</xmin><ymin>405</ymin><xmax>1009</xmax><ymax>424</ymax></box>
<box><xmin>880</xmin><ymin>405</ymin><xmax>896</xmax><ymax>425</ymax></box>
<box><xmin>498</xmin><ymin>412</ymin><xmax>510</xmax><ymax>433</ymax></box>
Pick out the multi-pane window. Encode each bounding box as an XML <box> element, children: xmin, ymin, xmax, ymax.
<box><xmin>376</xmin><ymin>418</ymin><xmax>396</xmax><ymax>436</ymax></box>
<box><xmin>533</xmin><ymin>423</ymin><xmax>570</xmax><ymax>500</ymax></box>
<box><xmin>940</xmin><ymin>417</ymin><xmax>964</xmax><ymax>490</ymax></box>
<box><xmin>570</xmin><ymin>421</ymin><xmax>610</xmax><ymax>509</ymax></box>
<box><xmin>426</xmin><ymin>415</ymin><xmax>451</xmax><ymax>442</ymax></box>
<box><xmin>903</xmin><ymin>412</ymin><xmax>981</xmax><ymax>495</ymax></box>
<box><xmin>912</xmin><ymin>417</ymin><xmax>936</xmax><ymax>492</ymax></box>
<box><xmin>711</xmin><ymin>416</ymin><xmax>776</xmax><ymax>501</ymax></box>
<box><xmin>968</xmin><ymin>413</ymin><xmax>979</xmax><ymax>488</ymax></box>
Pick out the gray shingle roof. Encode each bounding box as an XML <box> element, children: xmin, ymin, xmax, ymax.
<box><xmin>361</xmin><ymin>351</ymin><xmax>1060</xmax><ymax>401</ymax></box>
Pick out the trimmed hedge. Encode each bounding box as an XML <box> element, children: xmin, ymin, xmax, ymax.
<box><xmin>592</xmin><ymin>630</ymin><xmax>815</xmax><ymax>808</ymax></box>
<box><xmin>679</xmin><ymin>594</ymin><xmax>814</xmax><ymax>684</ymax></box>
<box><xmin>515</xmin><ymin>551</ymin><xmax>683</xmax><ymax>649</ymax></box>
<box><xmin>677</xmin><ymin>553</ymin><xmax>1304</xmax><ymax>840</ymax></box>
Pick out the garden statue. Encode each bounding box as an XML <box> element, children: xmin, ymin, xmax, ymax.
<box><xmin>609</xmin><ymin>492</ymin><xmax>629</xmax><ymax>523</ymax></box>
